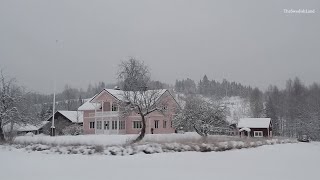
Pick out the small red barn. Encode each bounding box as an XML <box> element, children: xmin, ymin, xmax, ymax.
<box><xmin>237</xmin><ymin>118</ymin><xmax>272</xmax><ymax>138</ymax></box>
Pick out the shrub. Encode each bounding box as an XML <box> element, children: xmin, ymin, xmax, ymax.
<box><xmin>93</xmin><ymin>145</ymin><xmax>104</xmax><ymax>153</ymax></box>
<box><xmin>62</xmin><ymin>124</ymin><xmax>83</xmax><ymax>136</ymax></box>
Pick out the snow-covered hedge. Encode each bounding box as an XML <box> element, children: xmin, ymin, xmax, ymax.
<box><xmin>14</xmin><ymin>132</ymin><xmax>266</xmax><ymax>146</ymax></box>
<box><xmin>9</xmin><ymin>138</ymin><xmax>297</xmax><ymax>156</ymax></box>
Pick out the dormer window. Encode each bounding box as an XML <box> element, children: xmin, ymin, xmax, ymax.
<box><xmin>112</xmin><ymin>103</ymin><xmax>118</xmax><ymax>111</ymax></box>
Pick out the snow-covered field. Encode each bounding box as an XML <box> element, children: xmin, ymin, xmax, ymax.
<box><xmin>1</xmin><ymin>142</ymin><xmax>319</xmax><ymax>180</ymax></box>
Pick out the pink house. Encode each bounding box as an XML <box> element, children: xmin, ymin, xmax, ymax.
<box><xmin>78</xmin><ymin>88</ymin><xmax>180</xmax><ymax>135</ymax></box>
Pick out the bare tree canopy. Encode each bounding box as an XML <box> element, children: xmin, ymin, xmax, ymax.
<box><xmin>118</xmin><ymin>58</ymin><xmax>150</xmax><ymax>91</ymax></box>
<box><xmin>173</xmin><ymin>95</ymin><xmax>228</xmax><ymax>138</ymax></box>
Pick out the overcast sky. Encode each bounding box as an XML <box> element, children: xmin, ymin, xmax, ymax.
<box><xmin>1</xmin><ymin>0</ymin><xmax>319</xmax><ymax>94</ymax></box>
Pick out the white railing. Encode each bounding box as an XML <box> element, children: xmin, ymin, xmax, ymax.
<box><xmin>95</xmin><ymin>111</ymin><xmax>119</xmax><ymax>117</ymax></box>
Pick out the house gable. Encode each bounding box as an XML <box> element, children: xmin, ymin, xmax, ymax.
<box><xmin>90</xmin><ymin>89</ymin><xmax>120</xmax><ymax>103</ymax></box>
<box><xmin>155</xmin><ymin>90</ymin><xmax>180</xmax><ymax>113</ymax></box>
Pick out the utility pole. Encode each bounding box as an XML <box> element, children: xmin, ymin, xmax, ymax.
<box><xmin>51</xmin><ymin>80</ymin><xmax>56</xmax><ymax>136</ymax></box>
<box><xmin>51</xmin><ymin>39</ymin><xmax>59</xmax><ymax>136</ymax></box>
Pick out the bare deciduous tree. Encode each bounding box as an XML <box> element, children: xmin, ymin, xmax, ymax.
<box><xmin>173</xmin><ymin>95</ymin><xmax>228</xmax><ymax>141</ymax></box>
<box><xmin>117</xmin><ymin>58</ymin><xmax>167</xmax><ymax>143</ymax></box>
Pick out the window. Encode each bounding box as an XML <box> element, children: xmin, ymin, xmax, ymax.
<box><xmin>163</xmin><ymin>120</ymin><xmax>167</xmax><ymax>128</ymax></box>
<box><xmin>89</xmin><ymin>122</ymin><xmax>95</xmax><ymax>129</ymax></box>
<box><xmin>171</xmin><ymin>121</ymin><xmax>173</xmax><ymax>128</ymax></box>
<box><xmin>112</xmin><ymin>103</ymin><xmax>118</xmax><ymax>111</ymax></box>
<box><xmin>119</xmin><ymin>121</ymin><xmax>125</xmax><ymax>129</ymax></box>
<box><xmin>154</xmin><ymin>120</ymin><xmax>159</xmax><ymax>129</ymax></box>
<box><xmin>254</xmin><ymin>131</ymin><xmax>263</xmax><ymax>137</ymax></box>
<box><xmin>133</xmin><ymin>121</ymin><xmax>142</xmax><ymax>129</ymax></box>
<box><xmin>112</xmin><ymin>121</ymin><xmax>118</xmax><ymax>129</ymax></box>
<box><xmin>97</xmin><ymin>121</ymin><xmax>102</xmax><ymax>129</ymax></box>
<box><xmin>104</xmin><ymin>121</ymin><xmax>109</xmax><ymax>130</ymax></box>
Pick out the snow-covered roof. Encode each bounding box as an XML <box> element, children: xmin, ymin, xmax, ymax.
<box><xmin>58</xmin><ymin>111</ymin><xmax>83</xmax><ymax>123</ymax></box>
<box><xmin>3</xmin><ymin>121</ymin><xmax>48</xmax><ymax>132</ymax></box>
<box><xmin>237</xmin><ymin>118</ymin><xmax>271</xmax><ymax>128</ymax></box>
<box><xmin>91</xmin><ymin>88</ymin><xmax>168</xmax><ymax>103</ymax></box>
<box><xmin>18</xmin><ymin>121</ymin><xmax>49</xmax><ymax>131</ymax></box>
<box><xmin>78</xmin><ymin>97</ymin><xmax>101</xmax><ymax>111</ymax></box>
<box><xmin>104</xmin><ymin>89</ymin><xmax>125</xmax><ymax>100</ymax></box>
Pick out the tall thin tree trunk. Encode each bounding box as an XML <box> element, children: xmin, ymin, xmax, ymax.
<box><xmin>132</xmin><ymin>115</ymin><xmax>146</xmax><ymax>144</ymax></box>
<box><xmin>0</xmin><ymin>121</ymin><xmax>5</xmax><ymax>142</ymax></box>
<box><xmin>132</xmin><ymin>108</ymin><xmax>147</xmax><ymax>144</ymax></box>
<box><xmin>201</xmin><ymin>135</ymin><xmax>208</xmax><ymax>143</ymax></box>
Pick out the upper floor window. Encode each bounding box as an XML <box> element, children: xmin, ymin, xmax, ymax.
<box><xmin>163</xmin><ymin>120</ymin><xmax>167</xmax><ymax>128</ymax></box>
<box><xmin>112</xmin><ymin>103</ymin><xmax>118</xmax><ymax>111</ymax></box>
<box><xmin>154</xmin><ymin>120</ymin><xmax>159</xmax><ymax>129</ymax></box>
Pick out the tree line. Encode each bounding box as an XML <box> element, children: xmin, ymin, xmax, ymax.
<box><xmin>1</xmin><ymin>61</ymin><xmax>320</xmax><ymax>142</ymax></box>
<box><xmin>175</xmin><ymin>75</ymin><xmax>320</xmax><ymax>140</ymax></box>
<box><xmin>175</xmin><ymin>75</ymin><xmax>253</xmax><ymax>98</ymax></box>
<box><xmin>265</xmin><ymin>78</ymin><xmax>320</xmax><ymax>140</ymax></box>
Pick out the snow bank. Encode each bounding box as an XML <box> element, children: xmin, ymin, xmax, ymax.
<box><xmin>9</xmin><ymin>136</ymin><xmax>297</xmax><ymax>156</ymax></box>
<box><xmin>14</xmin><ymin>132</ymin><xmax>241</xmax><ymax>146</ymax></box>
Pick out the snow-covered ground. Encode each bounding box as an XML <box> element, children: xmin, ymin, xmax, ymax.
<box><xmin>14</xmin><ymin>132</ymin><xmax>245</xmax><ymax>146</ymax></box>
<box><xmin>1</xmin><ymin>142</ymin><xmax>319</xmax><ymax>180</ymax></box>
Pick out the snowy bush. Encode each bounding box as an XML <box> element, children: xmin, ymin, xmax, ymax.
<box><xmin>7</xmin><ymin>137</ymin><xmax>298</xmax><ymax>156</ymax></box>
<box><xmin>62</xmin><ymin>124</ymin><xmax>83</xmax><ymax>136</ymax></box>
<box><xmin>93</xmin><ymin>145</ymin><xmax>104</xmax><ymax>153</ymax></box>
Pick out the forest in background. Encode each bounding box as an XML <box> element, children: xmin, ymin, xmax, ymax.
<box><xmin>1</xmin><ymin>70</ymin><xmax>320</xmax><ymax>140</ymax></box>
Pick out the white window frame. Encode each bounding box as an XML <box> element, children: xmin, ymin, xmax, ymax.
<box><xmin>119</xmin><ymin>121</ymin><xmax>125</xmax><ymax>130</ymax></box>
<box><xmin>111</xmin><ymin>103</ymin><xmax>118</xmax><ymax>111</ymax></box>
<box><xmin>154</xmin><ymin>120</ymin><xmax>159</xmax><ymax>129</ymax></box>
<box><xmin>133</xmin><ymin>121</ymin><xmax>142</xmax><ymax>129</ymax></box>
<box><xmin>97</xmin><ymin>121</ymin><xmax>100</xmax><ymax>129</ymax></box>
<box><xmin>112</xmin><ymin>120</ymin><xmax>118</xmax><ymax>130</ymax></box>
<box><xmin>254</xmin><ymin>131</ymin><xmax>263</xmax><ymax>137</ymax></box>
<box><xmin>104</xmin><ymin>121</ymin><xmax>109</xmax><ymax>130</ymax></box>
<box><xmin>89</xmin><ymin>122</ymin><xmax>95</xmax><ymax>129</ymax></box>
<box><xmin>163</xmin><ymin>120</ymin><xmax>167</xmax><ymax>128</ymax></box>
